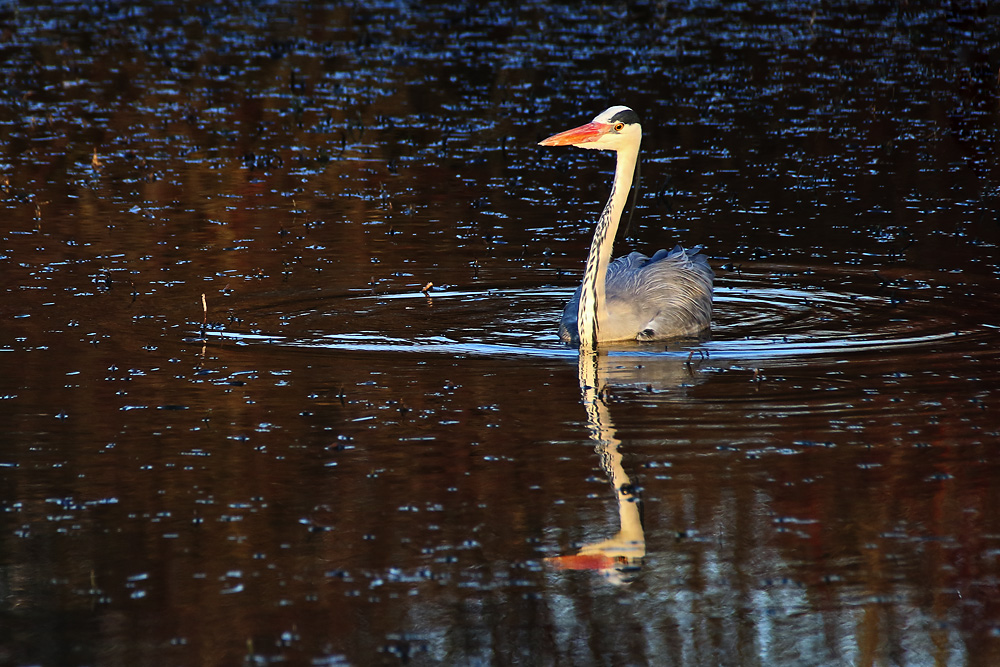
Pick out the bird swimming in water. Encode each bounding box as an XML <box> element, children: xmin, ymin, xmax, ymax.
<box><xmin>539</xmin><ymin>105</ymin><xmax>713</xmax><ymax>349</ymax></box>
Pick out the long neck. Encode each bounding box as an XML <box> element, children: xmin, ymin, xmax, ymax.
<box><xmin>577</xmin><ymin>142</ymin><xmax>639</xmax><ymax>349</ymax></box>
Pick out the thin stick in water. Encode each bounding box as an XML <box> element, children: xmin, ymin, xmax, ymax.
<box><xmin>201</xmin><ymin>293</ymin><xmax>207</xmax><ymax>336</ymax></box>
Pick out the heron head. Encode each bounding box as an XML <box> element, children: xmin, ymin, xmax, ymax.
<box><xmin>538</xmin><ymin>105</ymin><xmax>642</xmax><ymax>152</ymax></box>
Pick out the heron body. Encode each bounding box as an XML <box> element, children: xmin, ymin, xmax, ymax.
<box><xmin>539</xmin><ymin>106</ymin><xmax>714</xmax><ymax>349</ymax></box>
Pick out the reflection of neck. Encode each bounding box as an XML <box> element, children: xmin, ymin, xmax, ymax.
<box><xmin>577</xmin><ymin>351</ymin><xmax>645</xmax><ymax>561</ymax></box>
<box><xmin>577</xmin><ymin>144</ymin><xmax>638</xmax><ymax>350</ymax></box>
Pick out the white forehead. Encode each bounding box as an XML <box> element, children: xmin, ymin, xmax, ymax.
<box><xmin>592</xmin><ymin>105</ymin><xmax>634</xmax><ymax>123</ymax></box>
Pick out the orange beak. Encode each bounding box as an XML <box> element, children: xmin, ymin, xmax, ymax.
<box><xmin>538</xmin><ymin>121</ymin><xmax>608</xmax><ymax>146</ymax></box>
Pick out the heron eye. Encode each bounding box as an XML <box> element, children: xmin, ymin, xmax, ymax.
<box><xmin>614</xmin><ymin>122</ymin><xmax>625</xmax><ymax>132</ymax></box>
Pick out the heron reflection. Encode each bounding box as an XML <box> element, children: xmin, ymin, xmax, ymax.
<box><xmin>545</xmin><ymin>351</ymin><xmax>646</xmax><ymax>583</ymax></box>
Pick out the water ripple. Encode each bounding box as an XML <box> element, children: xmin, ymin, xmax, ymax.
<box><xmin>195</xmin><ymin>264</ymin><xmax>998</xmax><ymax>362</ymax></box>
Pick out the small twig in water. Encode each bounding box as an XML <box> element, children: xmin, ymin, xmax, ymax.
<box><xmin>201</xmin><ymin>293</ymin><xmax>208</xmax><ymax>336</ymax></box>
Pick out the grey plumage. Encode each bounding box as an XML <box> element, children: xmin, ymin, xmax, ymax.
<box><xmin>558</xmin><ymin>246</ymin><xmax>714</xmax><ymax>345</ymax></box>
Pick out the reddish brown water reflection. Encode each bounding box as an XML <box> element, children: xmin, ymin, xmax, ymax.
<box><xmin>3</xmin><ymin>1</ymin><xmax>1000</xmax><ymax>665</ymax></box>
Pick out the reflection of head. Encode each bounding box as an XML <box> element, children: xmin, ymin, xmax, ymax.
<box><xmin>545</xmin><ymin>550</ymin><xmax>644</xmax><ymax>585</ymax></box>
<box><xmin>545</xmin><ymin>490</ymin><xmax>645</xmax><ymax>585</ymax></box>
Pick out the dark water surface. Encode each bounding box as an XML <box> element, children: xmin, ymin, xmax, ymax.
<box><xmin>3</xmin><ymin>1</ymin><xmax>1000</xmax><ymax>665</ymax></box>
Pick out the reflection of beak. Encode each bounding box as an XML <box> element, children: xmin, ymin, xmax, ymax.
<box><xmin>538</xmin><ymin>121</ymin><xmax>608</xmax><ymax>146</ymax></box>
<box><xmin>544</xmin><ymin>553</ymin><xmax>628</xmax><ymax>571</ymax></box>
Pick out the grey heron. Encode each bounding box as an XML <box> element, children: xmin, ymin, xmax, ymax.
<box><xmin>539</xmin><ymin>105</ymin><xmax>714</xmax><ymax>349</ymax></box>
